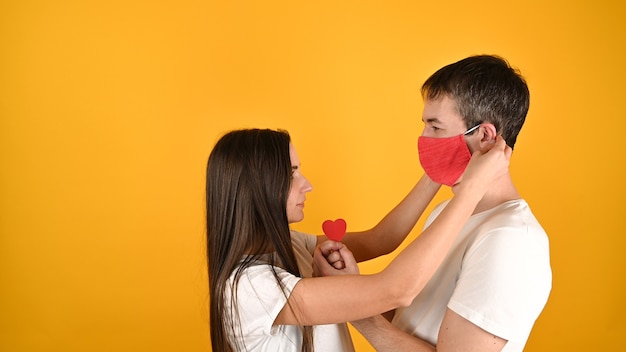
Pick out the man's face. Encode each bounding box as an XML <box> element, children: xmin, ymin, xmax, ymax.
<box><xmin>421</xmin><ymin>95</ymin><xmax>467</xmax><ymax>138</ymax></box>
<box><xmin>419</xmin><ymin>95</ymin><xmax>480</xmax><ymax>188</ymax></box>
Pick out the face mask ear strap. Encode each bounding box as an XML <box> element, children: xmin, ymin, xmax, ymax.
<box><xmin>464</xmin><ymin>124</ymin><xmax>481</xmax><ymax>135</ymax></box>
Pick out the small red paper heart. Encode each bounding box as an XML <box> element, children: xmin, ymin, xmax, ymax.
<box><xmin>322</xmin><ymin>218</ymin><xmax>347</xmax><ymax>241</ymax></box>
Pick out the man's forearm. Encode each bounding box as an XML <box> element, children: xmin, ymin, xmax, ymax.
<box><xmin>350</xmin><ymin>315</ymin><xmax>436</xmax><ymax>352</ymax></box>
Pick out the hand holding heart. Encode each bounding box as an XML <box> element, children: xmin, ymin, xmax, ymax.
<box><xmin>313</xmin><ymin>218</ymin><xmax>359</xmax><ymax>277</ymax></box>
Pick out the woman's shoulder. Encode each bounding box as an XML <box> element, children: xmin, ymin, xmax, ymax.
<box><xmin>231</xmin><ymin>262</ymin><xmax>301</xmax><ymax>290</ymax></box>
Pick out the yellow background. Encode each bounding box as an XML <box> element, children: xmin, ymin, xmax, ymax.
<box><xmin>1</xmin><ymin>1</ymin><xmax>624</xmax><ymax>351</ymax></box>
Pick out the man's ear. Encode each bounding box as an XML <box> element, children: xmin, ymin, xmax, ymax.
<box><xmin>476</xmin><ymin>123</ymin><xmax>498</xmax><ymax>151</ymax></box>
<box><xmin>479</xmin><ymin>123</ymin><xmax>498</xmax><ymax>144</ymax></box>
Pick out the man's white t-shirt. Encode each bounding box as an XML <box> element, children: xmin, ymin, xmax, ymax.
<box><xmin>392</xmin><ymin>199</ymin><xmax>552</xmax><ymax>352</ymax></box>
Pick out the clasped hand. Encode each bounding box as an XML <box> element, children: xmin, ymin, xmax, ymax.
<box><xmin>312</xmin><ymin>240</ymin><xmax>360</xmax><ymax>277</ymax></box>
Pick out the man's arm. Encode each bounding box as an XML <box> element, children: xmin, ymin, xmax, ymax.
<box><xmin>351</xmin><ymin>309</ymin><xmax>507</xmax><ymax>352</ymax></box>
<box><xmin>436</xmin><ymin>308</ymin><xmax>507</xmax><ymax>351</ymax></box>
<box><xmin>317</xmin><ymin>174</ymin><xmax>440</xmax><ymax>262</ymax></box>
<box><xmin>350</xmin><ymin>315</ymin><xmax>435</xmax><ymax>352</ymax></box>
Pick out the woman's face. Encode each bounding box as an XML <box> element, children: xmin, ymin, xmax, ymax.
<box><xmin>286</xmin><ymin>143</ymin><xmax>313</xmax><ymax>223</ymax></box>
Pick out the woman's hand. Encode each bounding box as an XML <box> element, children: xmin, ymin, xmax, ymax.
<box><xmin>456</xmin><ymin>135</ymin><xmax>512</xmax><ymax>191</ymax></box>
<box><xmin>312</xmin><ymin>240</ymin><xmax>359</xmax><ymax>277</ymax></box>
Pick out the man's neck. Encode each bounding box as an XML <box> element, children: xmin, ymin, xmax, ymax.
<box><xmin>472</xmin><ymin>174</ymin><xmax>520</xmax><ymax>215</ymax></box>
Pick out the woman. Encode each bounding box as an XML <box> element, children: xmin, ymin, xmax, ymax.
<box><xmin>206</xmin><ymin>128</ymin><xmax>511</xmax><ymax>351</ymax></box>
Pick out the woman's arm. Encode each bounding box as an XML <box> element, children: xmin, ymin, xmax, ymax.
<box><xmin>275</xmin><ymin>137</ymin><xmax>511</xmax><ymax>326</ymax></box>
<box><xmin>328</xmin><ymin>174</ymin><xmax>440</xmax><ymax>263</ymax></box>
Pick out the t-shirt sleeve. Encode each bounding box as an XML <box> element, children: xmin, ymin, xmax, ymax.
<box><xmin>448</xmin><ymin>226</ymin><xmax>552</xmax><ymax>343</ymax></box>
<box><xmin>291</xmin><ymin>230</ymin><xmax>318</xmax><ymax>256</ymax></box>
<box><xmin>291</xmin><ymin>230</ymin><xmax>318</xmax><ymax>278</ymax></box>
<box><xmin>228</xmin><ymin>265</ymin><xmax>302</xmax><ymax>337</ymax></box>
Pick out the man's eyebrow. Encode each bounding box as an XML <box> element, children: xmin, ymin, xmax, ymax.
<box><xmin>423</xmin><ymin>117</ymin><xmax>442</xmax><ymax>124</ymax></box>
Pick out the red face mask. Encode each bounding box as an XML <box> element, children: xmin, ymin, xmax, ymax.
<box><xmin>417</xmin><ymin>125</ymin><xmax>480</xmax><ymax>186</ymax></box>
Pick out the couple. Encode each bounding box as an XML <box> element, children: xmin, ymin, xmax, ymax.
<box><xmin>206</xmin><ymin>55</ymin><xmax>552</xmax><ymax>352</ymax></box>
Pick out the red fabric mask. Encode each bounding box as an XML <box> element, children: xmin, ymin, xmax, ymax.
<box><xmin>417</xmin><ymin>125</ymin><xmax>479</xmax><ymax>186</ymax></box>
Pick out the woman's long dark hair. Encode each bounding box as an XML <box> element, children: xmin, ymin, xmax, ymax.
<box><xmin>206</xmin><ymin>129</ymin><xmax>313</xmax><ymax>351</ymax></box>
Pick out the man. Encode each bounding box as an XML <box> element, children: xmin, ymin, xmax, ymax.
<box><xmin>349</xmin><ymin>55</ymin><xmax>552</xmax><ymax>351</ymax></box>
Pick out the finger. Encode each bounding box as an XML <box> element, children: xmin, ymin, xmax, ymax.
<box><xmin>318</xmin><ymin>240</ymin><xmax>344</xmax><ymax>256</ymax></box>
<box><xmin>313</xmin><ymin>247</ymin><xmax>334</xmax><ymax>275</ymax></box>
<box><xmin>332</xmin><ymin>260</ymin><xmax>346</xmax><ymax>270</ymax></box>
<box><xmin>494</xmin><ymin>135</ymin><xmax>506</xmax><ymax>149</ymax></box>
<box><xmin>337</xmin><ymin>246</ymin><xmax>359</xmax><ymax>275</ymax></box>
<box><xmin>502</xmin><ymin>140</ymin><xmax>513</xmax><ymax>158</ymax></box>
<box><xmin>326</xmin><ymin>250</ymin><xmax>343</xmax><ymax>264</ymax></box>
<box><xmin>483</xmin><ymin>135</ymin><xmax>505</xmax><ymax>154</ymax></box>
<box><xmin>494</xmin><ymin>136</ymin><xmax>512</xmax><ymax>162</ymax></box>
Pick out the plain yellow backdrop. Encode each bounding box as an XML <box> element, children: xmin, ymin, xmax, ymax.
<box><xmin>1</xmin><ymin>0</ymin><xmax>625</xmax><ymax>351</ymax></box>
